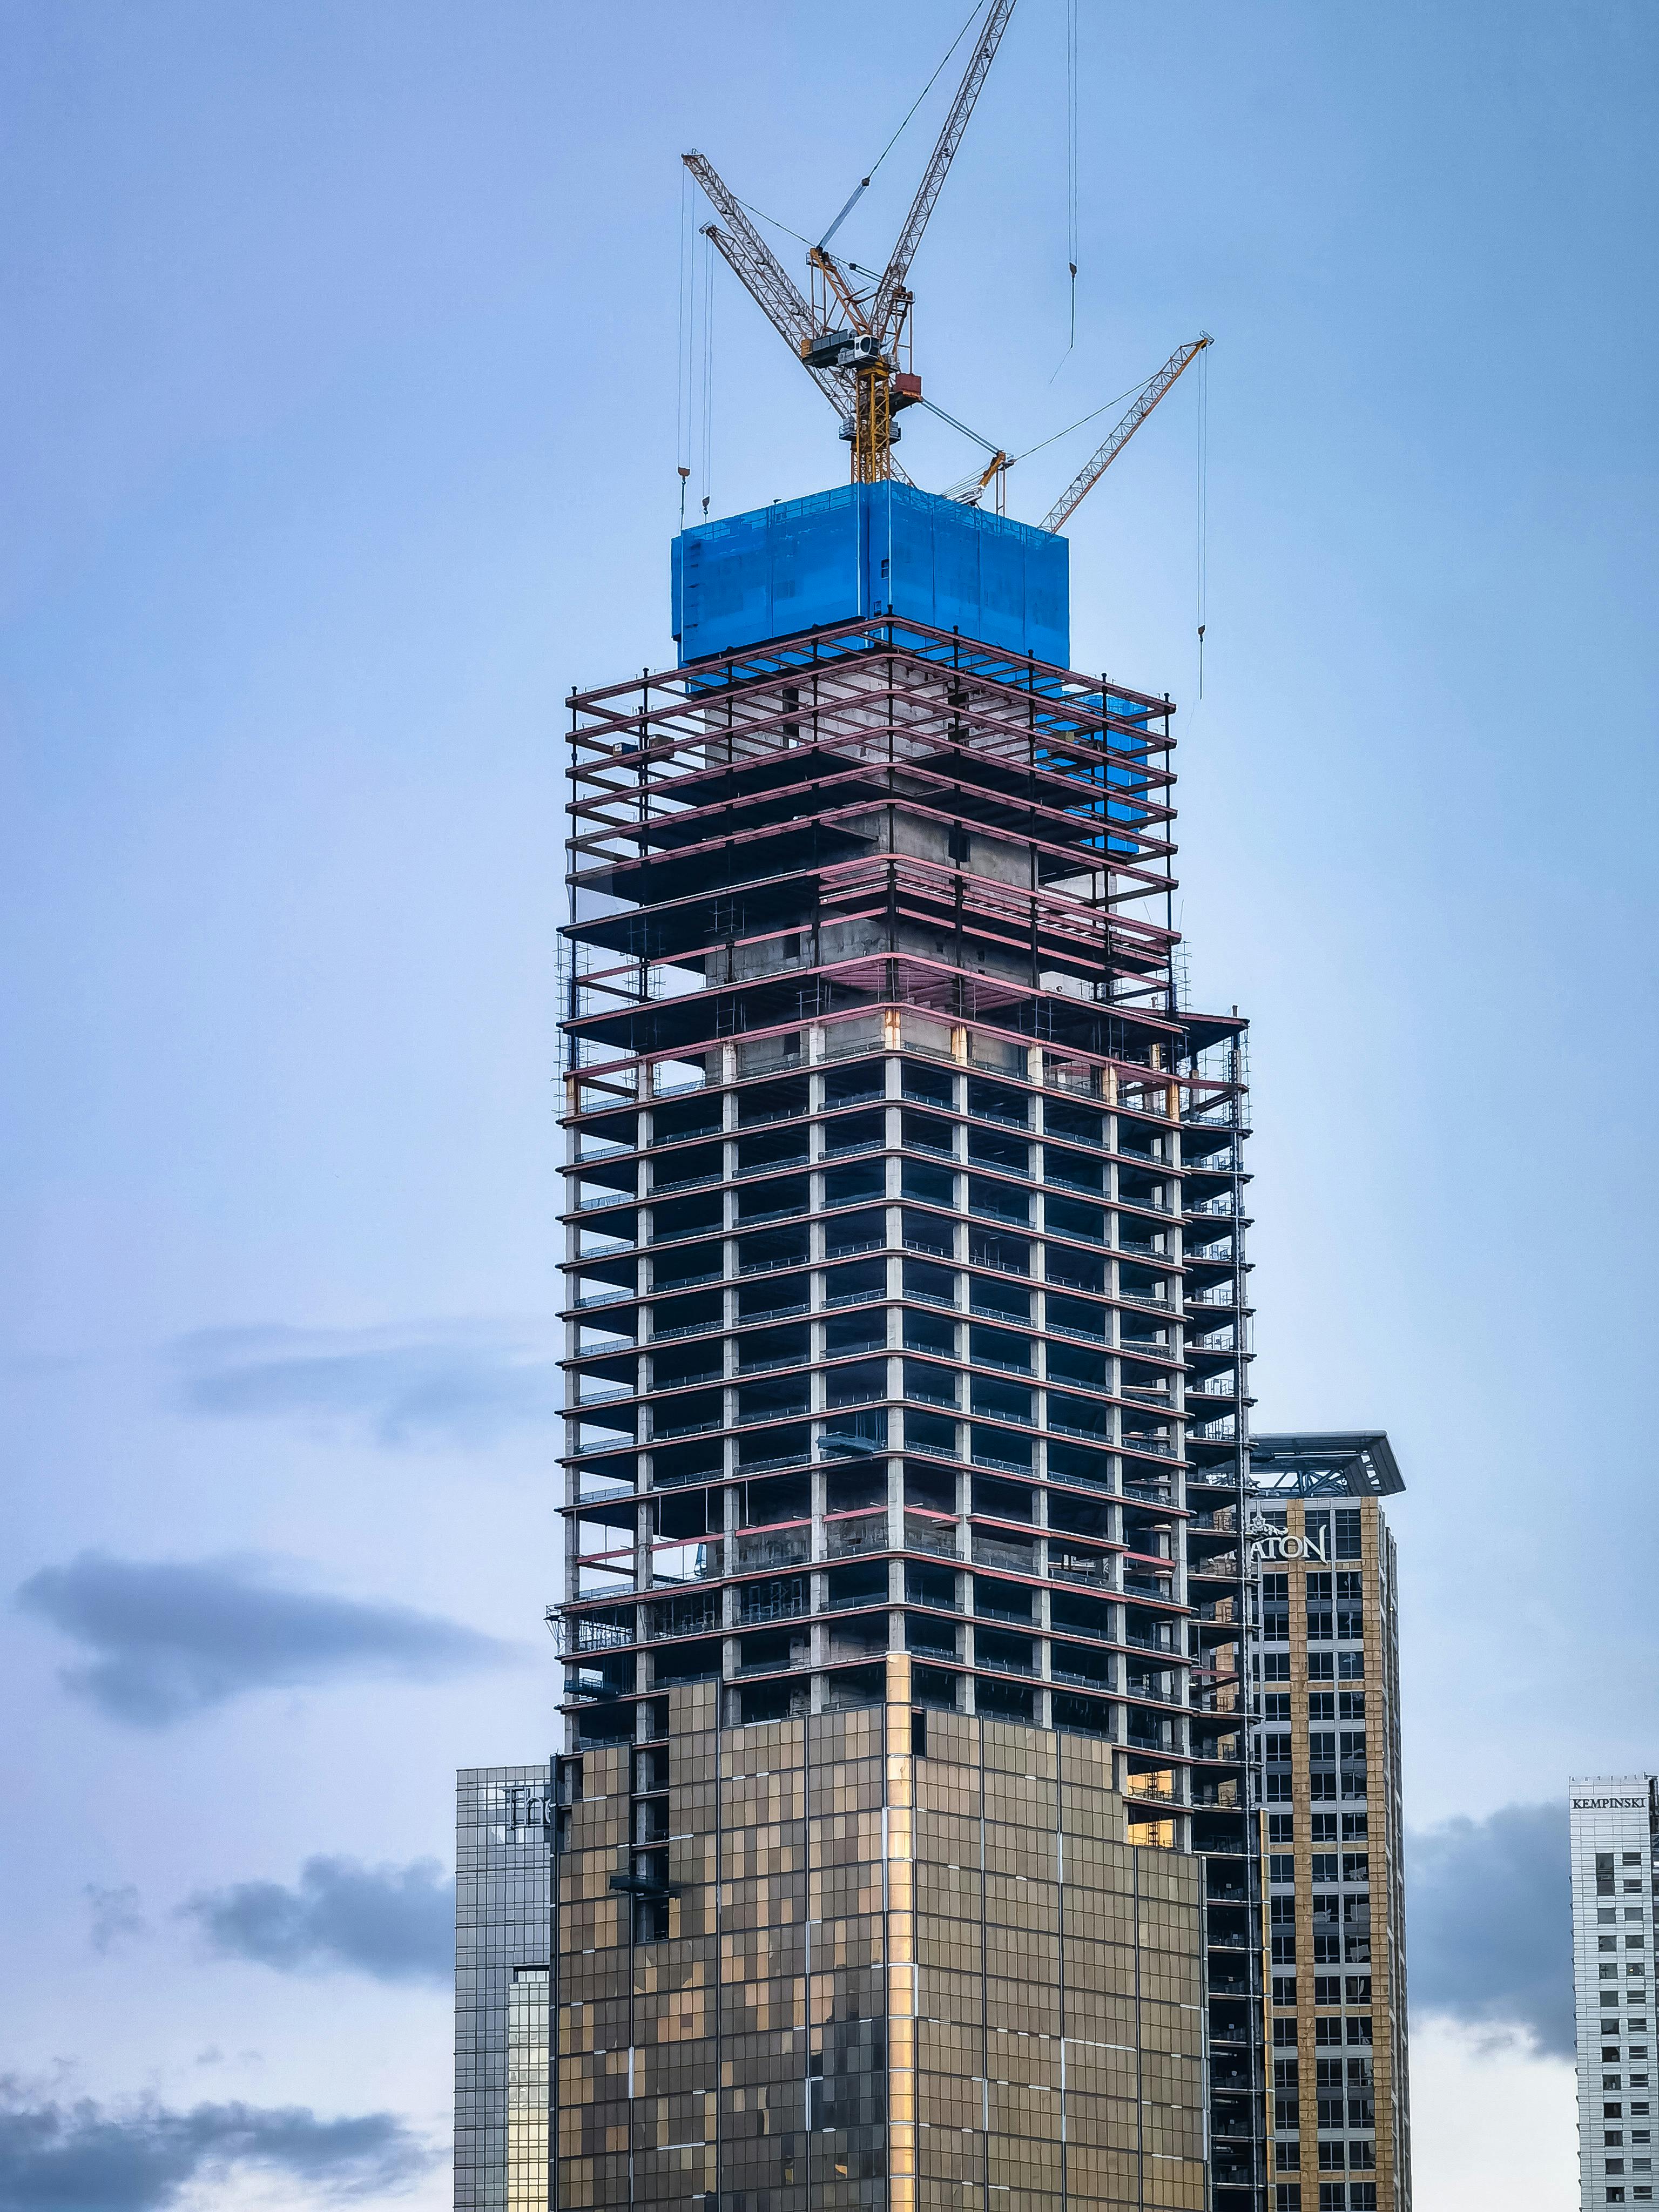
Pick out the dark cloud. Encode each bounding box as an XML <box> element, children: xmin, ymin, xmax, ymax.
<box><xmin>15</xmin><ymin>1552</ymin><xmax>513</xmax><ymax>1727</ymax></box>
<box><xmin>0</xmin><ymin>2082</ymin><xmax>434</xmax><ymax>2208</ymax></box>
<box><xmin>183</xmin><ymin>1856</ymin><xmax>454</xmax><ymax>1985</ymax></box>
<box><xmin>1406</xmin><ymin>1799</ymin><xmax>1573</xmax><ymax>2056</ymax></box>
<box><xmin>84</xmin><ymin>1885</ymin><xmax>149</xmax><ymax>1955</ymax></box>
<box><xmin>170</xmin><ymin>1322</ymin><xmax>561</xmax><ymax>1449</ymax></box>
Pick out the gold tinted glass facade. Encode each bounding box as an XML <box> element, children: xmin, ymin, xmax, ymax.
<box><xmin>553</xmin><ymin>1660</ymin><xmax>1206</xmax><ymax>2212</ymax></box>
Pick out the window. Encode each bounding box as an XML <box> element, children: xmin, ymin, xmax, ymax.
<box><xmin>1318</xmin><ymin>2141</ymin><xmax>1346</xmax><ymax>2170</ymax></box>
<box><xmin>1343</xmin><ymin>1813</ymin><xmax>1368</xmax><ymax>1841</ymax></box>
<box><xmin>1311</xmin><ymin>1853</ymin><xmax>1339</xmax><ymax>1883</ymax></box>
<box><xmin>1269</xmin><ymin>1813</ymin><xmax>1296</xmax><ymax>1843</ymax></box>
<box><xmin>1334</xmin><ymin>1509</ymin><xmax>1362</xmax><ymax>1559</ymax></box>
<box><xmin>1344</xmin><ymin>1854</ymin><xmax>1371</xmax><ymax>1885</ymax></box>
<box><xmin>1318</xmin><ymin>2189</ymin><xmax>1346</xmax><ymax>2212</ymax></box>
<box><xmin>1273</xmin><ymin>2020</ymin><xmax>1300</xmax><ymax>2047</ymax></box>
<box><xmin>1338</xmin><ymin>1691</ymin><xmax>1366</xmax><ymax>1721</ymax></box>
<box><xmin>1271</xmin><ymin>1854</ymin><xmax>1297</xmax><ymax>1884</ymax></box>
<box><xmin>1275</xmin><ymin>2189</ymin><xmax>1303</xmax><ymax>2212</ymax></box>
<box><xmin>1263</xmin><ymin>1693</ymin><xmax>1293</xmax><ymax>1720</ymax></box>
<box><xmin>1309</xmin><ymin>1651</ymin><xmax>1336</xmax><ymax>1681</ymax></box>
<box><xmin>1260</xmin><ymin>1651</ymin><xmax>1292</xmax><ymax>1682</ymax></box>
<box><xmin>1275</xmin><ymin>2144</ymin><xmax>1301</xmax><ymax>2173</ymax></box>
<box><xmin>1308</xmin><ymin>1692</ymin><xmax>1336</xmax><ymax>1722</ymax></box>
<box><xmin>1337</xmin><ymin>1650</ymin><xmax>1364</xmax><ymax>1680</ymax></box>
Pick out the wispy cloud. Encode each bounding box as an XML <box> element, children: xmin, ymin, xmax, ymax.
<box><xmin>15</xmin><ymin>1552</ymin><xmax>514</xmax><ymax>1727</ymax></box>
<box><xmin>1407</xmin><ymin>1800</ymin><xmax>1573</xmax><ymax>2056</ymax></box>
<box><xmin>182</xmin><ymin>1856</ymin><xmax>454</xmax><ymax>1985</ymax></box>
<box><xmin>170</xmin><ymin>1321</ymin><xmax>562</xmax><ymax>1449</ymax></box>
<box><xmin>84</xmin><ymin>1885</ymin><xmax>149</xmax><ymax>1956</ymax></box>
<box><xmin>0</xmin><ymin>2081</ymin><xmax>434</xmax><ymax>2208</ymax></box>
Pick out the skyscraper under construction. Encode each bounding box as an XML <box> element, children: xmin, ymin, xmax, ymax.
<box><xmin>455</xmin><ymin>480</ymin><xmax>1412</xmax><ymax>2212</ymax></box>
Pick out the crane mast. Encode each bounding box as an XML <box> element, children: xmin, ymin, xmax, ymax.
<box><xmin>1039</xmin><ymin>335</ymin><xmax>1211</xmax><ymax>534</ymax></box>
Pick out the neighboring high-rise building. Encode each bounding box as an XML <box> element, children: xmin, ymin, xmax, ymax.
<box><xmin>454</xmin><ymin>481</ymin><xmax>1412</xmax><ymax>2212</ymax></box>
<box><xmin>455</xmin><ymin>1764</ymin><xmax>556</xmax><ymax>2212</ymax></box>
<box><xmin>1245</xmin><ymin>1435</ymin><xmax>1411</xmax><ymax>2212</ymax></box>
<box><xmin>1570</xmin><ymin>1775</ymin><xmax>1659</xmax><ymax>2208</ymax></box>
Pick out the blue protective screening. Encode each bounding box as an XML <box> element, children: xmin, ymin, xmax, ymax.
<box><xmin>671</xmin><ymin>482</ymin><xmax>1070</xmax><ymax>669</ymax></box>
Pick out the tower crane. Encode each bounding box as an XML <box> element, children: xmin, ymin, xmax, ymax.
<box><xmin>1038</xmin><ymin>335</ymin><xmax>1210</xmax><ymax>533</ymax></box>
<box><xmin>685</xmin><ymin>0</ymin><xmax>1019</xmax><ymax>484</ymax></box>
<box><xmin>684</xmin><ymin>4</ymin><xmax>1207</xmax><ymax>535</ymax></box>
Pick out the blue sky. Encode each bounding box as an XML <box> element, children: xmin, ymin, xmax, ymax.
<box><xmin>1</xmin><ymin>3</ymin><xmax>1654</xmax><ymax>2206</ymax></box>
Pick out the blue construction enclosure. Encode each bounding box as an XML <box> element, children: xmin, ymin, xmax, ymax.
<box><xmin>671</xmin><ymin>482</ymin><xmax>1070</xmax><ymax>669</ymax></box>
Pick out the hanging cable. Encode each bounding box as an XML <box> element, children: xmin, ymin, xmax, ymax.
<box><xmin>699</xmin><ymin>231</ymin><xmax>715</xmax><ymax>519</ymax></box>
<box><xmin>1066</xmin><ymin>0</ymin><xmax>1078</xmax><ymax>346</ymax></box>
<box><xmin>1196</xmin><ymin>340</ymin><xmax>1209</xmax><ymax>698</ymax></box>
<box><xmin>677</xmin><ymin>170</ymin><xmax>693</xmax><ymax>524</ymax></box>
<box><xmin>1047</xmin><ymin>0</ymin><xmax>1080</xmax><ymax>382</ymax></box>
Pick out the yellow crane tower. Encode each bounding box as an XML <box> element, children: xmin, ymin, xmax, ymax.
<box><xmin>684</xmin><ymin>0</ymin><xmax>1209</xmax><ymax>528</ymax></box>
<box><xmin>685</xmin><ymin>0</ymin><xmax>1018</xmax><ymax>483</ymax></box>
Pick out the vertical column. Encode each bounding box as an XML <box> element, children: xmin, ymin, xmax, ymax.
<box><xmin>886</xmin><ymin>1653</ymin><xmax>918</xmax><ymax>2212</ymax></box>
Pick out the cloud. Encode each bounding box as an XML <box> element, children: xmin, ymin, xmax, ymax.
<box><xmin>1406</xmin><ymin>1800</ymin><xmax>1573</xmax><ymax>2056</ymax></box>
<box><xmin>15</xmin><ymin>1552</ymin><xmax>514</xmax><ymax>1727</ymax></box>
<box><xmin>84</xmin><ymin>1885</ymin><xmax>149</xmax><ymax>1955</ymax></box>
<box><xmin>170</xmin><ymin>1321</ymin><xmax>562</xmax><ymax>1449</ymax></box>
<box><xmin>0</xmin><ymin>2082</ymin><xmax>434</xmax><ymax>2208</ymax></box>
<box><xmin>182</xmin><ymin>1856</ymin><xmax>454</xmax><ymax>1985</ymax></box>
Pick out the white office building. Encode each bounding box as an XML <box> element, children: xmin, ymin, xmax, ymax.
<box><xmin>1573</xmin><ymin>1775</ymin><xmax>1659</xmax><ymax>2208</ymax></box>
